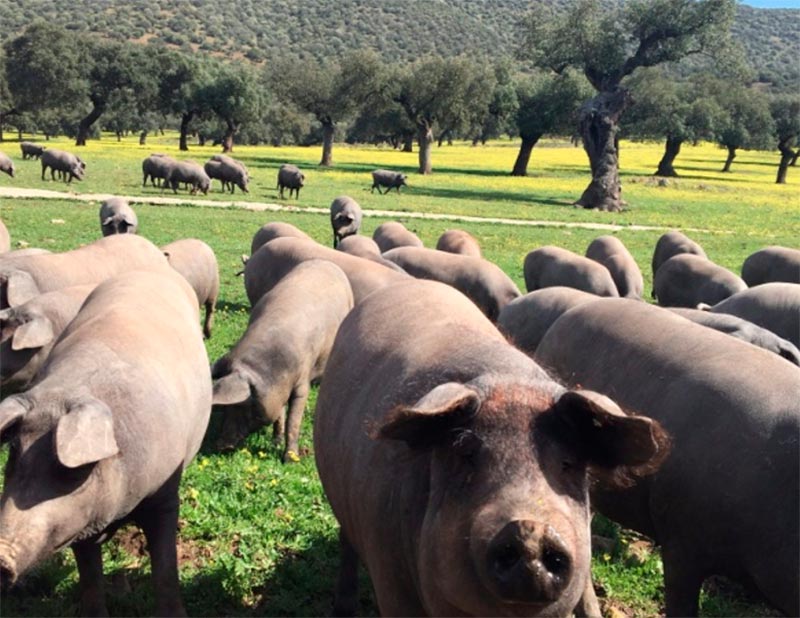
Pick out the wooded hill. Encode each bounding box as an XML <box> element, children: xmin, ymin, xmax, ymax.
<box><xmin>0</xmin><ymin>0</ymin><xmax>797</xmax><ymax>92</ymax></box>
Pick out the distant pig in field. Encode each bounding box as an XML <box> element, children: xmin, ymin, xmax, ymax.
<box><xmin>330</xmin><ymin>196</ymin><xmax>362</xmax><ymax>247</ymax></box>
<box><xmin>585</xmin><ymin>235</ymin><xmax>643</xmax><ymax>299</ymax></box>
<box><xmin>277</xmin><ymin>164</ymin><xmax>305</xmax><ymax>199</ymax></box>
<box><xmin>142</xmin><ymin>153</ymin><xmax>176</xmax><ymax>188</ymax></box>
<box><xmin>161</xmin><ymin>238</ymin><xmax>219</xmax><ymax>339</ymax></box>
<box><xmin>651</xmin><ymin>230</ymin><xmax>707</xmax><ymax>282</ymax></box>
<box><xmin>653</xmin><ymin>254</ymin><xmax>746</xmax><ymax>308</ymax></box>
<box><xmin>0</xmin><ymin>151</ymin><xmax>15</xmax><ymax>178</ymax></box>
<box><xmin>41</xmin><ymin>148</ymin><xmax>84</xmax><ymax>183</ymax></box>
<box><xmin>99</xmin><ymin>197</ymin><xmax>138</xmax><ymax>236</ymax></box>
<box><xmin>205</xmin><ymin>155</ymin><xmax>249</xmax><ymax>193</ymax></box>
<box><xmin>315</xmin><ymin>279</ymin><xmax>669</xmax><ymax>617</ymax></box>
<box><xmin>524</xmin><ymin>246</ymin><xmax>619</xmax><ymax>297</ymax></box>
<box><xmin>436</xmin><ymin>229</ymin><xmax>481</xmax><ymax>258</ymax></box>
<box><xmin>165</xmin><ymin>160</ymin><xmax>210</xmax><ymax>195</ymax></box>
<box><xmin>372</xmin><ymin>221</ymin><xmax>424</xmax><ymax>253</ymax></box>
<box><xmin>371</xmin><ymin>169</ymin><xmax>407</xmax><ymax>194</ymax></box>
<box><xmin>20</xmin><ymin>141</ymin><xmax>45</xmax><ymax>160</ymax></box>
<box><xmin>0</xmin><ymin>284</ymin><xmax>95</xmax><ymax>391</ymax></box>
<box><xmin>0</xmin><ymin>269</ymin><xmax>211</xmax><ymax>616</ymax></box>
<box><xmin>212</xmin><ymin>260</ymin><xmax>353</xmax><ymax>461</ymax></box>
<box><xmin>741</xmin><ymin>246</ymin><xmax>800</xmax><ymax>286</ymax></box>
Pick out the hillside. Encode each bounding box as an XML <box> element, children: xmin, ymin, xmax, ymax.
<box><xmin>0</xmin><ymin>0</ymin><xmax>797</xmax><ymax>91</ymax></box>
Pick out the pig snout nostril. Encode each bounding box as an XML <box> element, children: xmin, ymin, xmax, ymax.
<box><xmin>541</xmin><ymin>544</ymin><xmax>571</xmax><ymax>579</ymax></box>
<box><xmin>0</xmin><ymin>566</ymin><xmax>16</xmax><ymax>590</ymax></box>
<box><xmin>491</xmin><ymin>542</ymin><xmax>522</xmax><ymax>576</ymax></box>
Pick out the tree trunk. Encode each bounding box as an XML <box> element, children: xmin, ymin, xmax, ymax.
<box><xmin>721</xmin><ymin>145</ymin><xmax>736</xmax><ymax>172</ymax></box>
<box><xmin>655</xmin><ymin>137</ymin><xmax>682</xmax><ymax>177</ymax></box>
<box><xmin>511</xmin><ymin>134</ymin><xmax>542</xmax><ymax>176</ymax></box>
<box><xmin>417</xmin><ymin>122</ymin><xmax>433</xmax><ymax>175</ymax></box>
<box><xmin>320</xmin><ymin>121</ymin><xmax>334</xmax><ymax>166</ymax></box>
<box><xmin>139</xmin><ymin>130</ymin><xmax>147</xmax><ymax>146</ymax></box>
<box><xmin>402</xmin><ymin>133</ymin><xmax>414</xmax><ymax>153</ymax></box>
<box><xmin>790</xmin><ymin>148</ymin><xmax>799</xmax><ymax>167</ymax></box>
<box><xmin>776</xmin><ymin>138</ymin><xmax>794</xmax><ymax>184</ymax></box>
<box><xmin>179</xmin><ymin>112</ymin><xmax>194</xmax><ymax>151</ymax></box>
<box><xmin>197</xmin><ymin>133</ymin><xmax>206</xmax><ymax>146</ymax></box>
<box><xmin>76</xmin><ymin>103</ymin><xmax>105</xmax><ymax>146</ymax></box>
<box><xmin>574</xmin><ymin>89</ymin><xmax>630</xmax><ymax>212</ymax></box>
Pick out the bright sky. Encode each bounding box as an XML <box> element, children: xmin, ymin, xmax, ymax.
<box><xmin>741</xmin><ymin>0</ymin><xmax>800</xmax><ymax>7</ymax></box>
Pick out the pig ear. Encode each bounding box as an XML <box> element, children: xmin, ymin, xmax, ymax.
<box><xmin>11</xmin><ymin>316</ymin><xmax>54</xmax><ymax>350</ymax></box>
<box><xmin>55</xmin><ymin>399</ymin><xmax>119</xmax><ymax>468</ymax></box>
<box><xmin>375</xmin><ymin>382</ymin><xmax>480</xmax><ymax>447</ymax></box>
<box><xmin>0</xmin><ymin>397</ymin><xmax>28</xmax><ymax>442</ymax></box>
<box><xmin>553</xmin><ymin>390</ymin><xmax>670</xmax><ymax>486</ymax></box>
<box><xmin>101</xmin><ymin>216</ymin><xmax>114</xmax><ymax>226</ymax></box>
<box><xmin>212</xmin><ymin>372</ymin><xmax>252</xmax><ymax>405</ymax></box>
<box><xmin>1</xmin><ymin>270</ymin><xmax>39</xmax><ymax>307</ymax></box>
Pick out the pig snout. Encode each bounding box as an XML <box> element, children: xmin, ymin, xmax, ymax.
<box><xmin>0</xmin><ymin>538</ymin><xmax>18</xmax><ymax>588</ymax></box>
<box><xmin>483</xmin><ymin>520</ymin><xmax>573</xmax><ymax>604</ymax></box>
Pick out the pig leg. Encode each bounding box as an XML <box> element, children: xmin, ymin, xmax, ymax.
<box><xmin>272</xmin><ymin>411</ymin><xmax>285</xmax><ymax>447</ymax></box>
<box><xmin>136</xmin><ymin>475</ymin><xmax>186</xmax><ymax>618</ymax></box>
<box><xmin>331</xmin><ymin>530</ymin><xmax>359</xmax><ymax>617</ymax></box>
<box><xmin>203</xmin><ymin>300</ymin><xmax>215</xmax><ymax>339</ymax></box>
<box><xmin>662</xmin><ymin>544</ymin><xmax>704</xmax><ymax>617</ymax></box>
<box><xmin>282</xmin><ymin>383</ymin><xmax>309</xmax><ymax>463</ymax></box>
<box><xmin>573</xmin><ymin>574</ymin><xmax>602</xmax><ymax>617</ymax></box>
<box><xmin>73</xmin><ymin>540</ymin><xmax>109</xmax><ymax>617</ymax></box>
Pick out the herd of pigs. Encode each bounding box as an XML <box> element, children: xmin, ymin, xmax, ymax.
<box><xmin>0</xmin><ymin>173</ymin><xmax>798</xmax><ymax>618</ymax></box>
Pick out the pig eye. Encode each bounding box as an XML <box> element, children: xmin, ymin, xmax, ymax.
<box><xmin>451</xmin><ymin>429</ymin><xmax>482</xmax><ymax>460</ymax></box>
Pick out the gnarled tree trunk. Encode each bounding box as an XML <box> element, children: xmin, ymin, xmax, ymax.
<box><xmin>721</xmin><ymin>145</ymin><xmax>736</xmax><ymax>172</ymax></box>
<box><xmin>776</xmin><ymin>138</ymin><xmax>794</xmax><ymax>184</ymax></box>
<box><xmin>320</xmin><ymin>121</ymin><xmax>334</xmax><ymax>166</ymax></box>
<box><xmin>139</xmin><ymin>130</ymin><xmax>147</xmax><ymax>146</ymax></box>
<box><xmin>574</xmin><ymin>89</ymin><xmax>630</xmax><ymax>212</ymax></box>
<box><xmin>179</xmin><ymin>112</ymin><xmax>194</xmax><ymax>151</ymax></box>
<box><xmin>417</xmin><ymin>121</ymin><xmax>433</xmax><ymax>175</ymax></box>
<box><xmin>402</xmin><ymin>132</ymin><xmax>414</xmax><ymax>153</ymax></box>
<box><xmin>790</xmin><ymin>148</ymin><xmax>799</xmax><ymax>167</ymax></box>
<box><xmin>511</xmin><ymin>133</ymin><xmax>542</xmax><ymax>177</ymax></box>
<box><xmin>76</xmin><ymin>102</ymin><xmax>105</xmax><ymax>146</ymax></box>
<box><xmin>655</xmin><ymin>136</ymin><xmax>682</xmax><ymax>177</ymax></box>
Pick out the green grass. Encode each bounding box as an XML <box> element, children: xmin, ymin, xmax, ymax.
<box><xmin>0</xmin><ymin>135</ymin><xmax>794</xmax><ymax>617</ymax></box>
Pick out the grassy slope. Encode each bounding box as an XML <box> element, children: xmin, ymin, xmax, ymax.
<box><xmin>0</xmin><ymin>134</ymin><xmax>794</xmax><ymax>617</ymax></box>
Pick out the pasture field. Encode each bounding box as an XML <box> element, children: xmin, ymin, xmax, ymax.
<box><xmin>0</xmin><ymin>134</ymin><xmax>794</xmax><ymax>617</ymax></box>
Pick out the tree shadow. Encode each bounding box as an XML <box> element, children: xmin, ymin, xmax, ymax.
<box><xmin>408</xmin><ymin>185</ymin><xmax>575</xmax><ymax>207</ymax></box>
<box><xmin>215</xmin><ymin>299</ymin><xmax>251</xmax><ymax>314</ymax></box>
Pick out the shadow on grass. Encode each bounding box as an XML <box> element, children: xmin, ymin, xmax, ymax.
<box><xmin>408</xmin><ymin>185</ymin><xmax>575</xmax><ymax>208</ymax></box>
<box><xmin>216</xmin><ymin>299</ymin><xmax>251</xmax><ymax>314</ymax></box>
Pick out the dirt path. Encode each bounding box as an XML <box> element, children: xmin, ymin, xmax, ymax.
<box><xmin>0</xmin><ymin>187</ymin><xmax>726</xmax><ymax>234</ymax></box>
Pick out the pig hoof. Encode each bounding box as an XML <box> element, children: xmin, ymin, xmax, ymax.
<box><xmin>283</xmin><ymin>450</ymin><xmax>301</xmax><ymax>464</ymax></box>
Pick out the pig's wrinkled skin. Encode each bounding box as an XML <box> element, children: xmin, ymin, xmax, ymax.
<box><xmin>741</xmin><ymin>246</ymin><xmax>800</xmax><ymax>286</ymax></box>
<box><xmin>250</xmin><ymin>222</ymin><xmax>313</xmax><ymax>256</ymax></box>
<box><xmin>212</xmin><ymin>260</ymin><xmax>353</xmax><ymax>462</ymax></box>
<box><xmin>653</xmin><ymin>253</ymin><xmax>747</xmax><ymax>308</ymax></box>
<box><xmin>372</xmin><ymin>221</ymin><xmax>424</xmax><ymax>253</ymax></box>
<box><xmin>651</xmin><ymin>230</ymin><xmax>707</xmax><ymax>281</ymax></box>
<box><xmin>536</xmin><ymin>298</ymin><xmax>800</xmax><ymax>617</ymax></box>
<box><xmin>315</xmin><ymin>280</ymin><xmax>668</xmax><ymax>618</ymax></box>
<box><xmin>244</xmin><ymin>237</ymin><xmax>408</xmax><ymax>307</ymax></box>
<box><xmin>336</xmin><ymin>235</ymin><xmax>406</xmax><ymax>273</ymax></box>
<box><xmin>0</xmin><ymin>234</ymin><xmax>168</xmax><ymax>310</ymax></box>
<box><xmin>585</xmin><ymin>235</ymin><xmax>643</xmax><ymax>299</ymax></box>
<box><xmin>161</xmin><ymin>238</ymin><xmax>220</xmax><ymax>339</ymax></box>
<box><xmin>524</xmin><ymin>246</ymin><xmax>619</xmax><ymax>297</ymax></box>
<box><xmin>0</xmin><ymin>284</ymin><xmax>95</xmax><ymax>391</ymax></box>
<box><xmin>435</xmin><ymin>229</ymin><xmax>481</xmax><ymax>258</ymax></box>
<box><xmin>0</xmin><ymin>269</ymin><xmax>211</xmax><ymax>617</ymax></box>
<box><xmin>383</xmin><ymin>246</ymin><xmax>521</xmax><ymax>322</ymax></box>
<box><xmin>706</xmin><ymin>282</ymin><xmax>800</xmax><ymax>348</ymax></box>
<box><xmin>497</xmin><ymin>287</ymin><xmax>599</xmax><ymax>356</ymax></box>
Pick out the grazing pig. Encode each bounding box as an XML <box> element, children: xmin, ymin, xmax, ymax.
<box><xmin>250</xmin><ymin>222</ymin><xmax>313</xmax><ymax>256</ymax></box>
<box><xmin>436</xmin><ymin>229</ymin><xmax>481</xmax><ymax>258</ymax></box>
<box><xmin>0</xmin><ymin>234</ymin><xmax>168</xmax><ymax>310</ymax></box>
<box><xmin>667</xmin><ymin>307</ymin><xmax>800</xmax><ymax>365</ymax></box>
<box><xmin>651</xmin><ymin>230</ymin><xmax>707</xmax><ymax>281</ymax></box>
<box><xmin>0</xmin><ymin>269</ymin><xmax>211</xmax><ymax>616</ymax></box>
<box><xmin>40</xmin><ymin>148</ymin><xmax>84</xmax><ymax>183</ymax></box>
<box><xmin>497</xmin><ymin>287</ymin><xmax>599</xmax><ymax>356</ymax></box>
<box><xmin>336</xmin><ymin>235</ymin><xmax>406</xmax><ymax>273</ymax></box>
<box><xmin>0</xmin><ymin>285</ymin><xmax>95</xmax><ymax>391</ymax></box>
<box><xmin>142</xmin><ymin>153</ymin><xmax>176</xmax><ymax>188</ymax></box>
<box><xmin>741</xmin><ymin>246</ymin><xmax>800</xmax><ymax>286</ymax></box>
<box><xmin>315</xmin><ymin>279</ymin><xmax>668</xmax><ymax>617</ymax></box>
<box><xmin>0</xmin><ymin>151</ymin><xmax>14</xmax><ymax>178</ymax></box>
<box><xmin>707</xmin><ymin>282</ymin><xmax>800</xmax><ymax>348</ymax></box>
<box><xmin>372</xmin><ymin>220</ymin><xmax>423</xmax><ymax>252</ymax></box>
<box><xmin>0</xmin><ymin>220</ymin><xmax>9</xmax><ymax>253</ymax></box>
<box><xmin>19</xmin><ymin>141</ymin><xmax>45</xmax><ymax>160</ymax></box>
<box><xmin>205</xmin><ymin>156</ymin><xmax>249</xmax><ymax>193</ymax></box>
<box><xmin>244</xmin><ymin>237</ymin><xmax>408</xmax><ymax>307</ymax></box>
<box><xmin>212</xmin><ymin>260</ymin><xmax>353</xmax><ymax>461</ymax></box>
<box><xmin>277</xmin><ymin>164</ymin><xmax>305</xmax><ymax>199</ymax></box>
<box><xmin>523</xmin><ymin>245</ymin><xmax>619</xmax><ymax>297</ymax></box>
<box><xmin>653</xmin><ymin>254</ymin><xmax>746</xmax><ymax>308</ymax></box>
<box><xmin>161</xmin><ymin>239</ymin><xmax>219</xmax><ymax>339</ymax></box>
<box><xmin>370</xmin><ymin>169</ymin><xmax>407</xmax><ymax>194</ymax></box>
<box><xmin>330</xmin><ymin>196</ymin><xmax>362</xmax><ymax>247</ymax></box>
<box><xmin>165</xmin><ymin>160</ymin><xmax>210</xmax><ymax>195</ymax></box>
<box><xmin>383</xmin><ymin>246</ymin><xmax>521</xmax><ymax>322</ymax></box>
<box><xmin>99</xmin><ymin>197</ymin><xmax>138</xmax><ymax>236</ymax></box>
<box><xmin>536</xmin><ymin>298</ymin><xmax>800</xmax><ymax>617</ymax></box>
<box><xmin>585</xmin><ymin>235</ymin><xmax>643</xmax><ymax>299</ymax></box>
